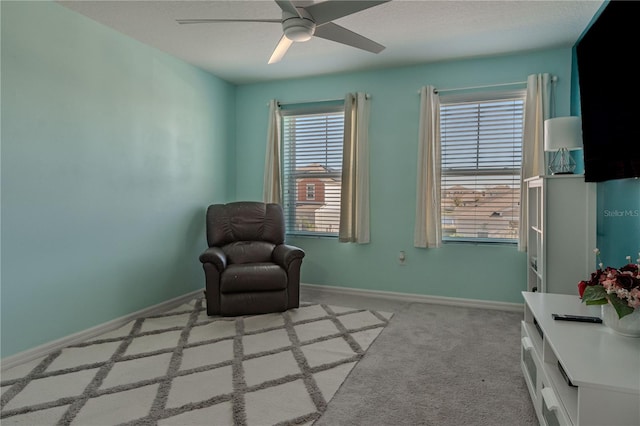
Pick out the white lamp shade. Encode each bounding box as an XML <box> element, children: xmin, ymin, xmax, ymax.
<box><xmin>544</xmin><ymin>117</ymin><xmax>583</xmax><ymax>151</ymax></box>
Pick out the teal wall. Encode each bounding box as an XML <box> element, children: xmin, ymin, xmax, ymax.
<box><xmin>235</xmin><ymin>49</ymin><xmax>574</xmax><ymax>304</ymax></box>
<box><xmin>595</xmin><ymin>180</ymin><xmax>640</xmax><ymax>267</ymax></box>
<box><xmin>1</xmin><ymin>1</ymin><xmax>235</xmax><ymax>358</ymax></box>
<box><xmin>569</xmin><ymin>0</ymin><xmax>640</xmax><ymax>269</ymax></box>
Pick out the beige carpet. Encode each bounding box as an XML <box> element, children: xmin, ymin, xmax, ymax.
<box><xmin>0</xmin><ymin>297</ymin><xmax>392</xmax><ymax>425</ymax></box>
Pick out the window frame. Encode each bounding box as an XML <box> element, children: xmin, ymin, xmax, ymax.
<box><xmin>281</xmin><ymin>102</ymin><xmax>345</xmax><ymax>238</ymax></box>
<box><xmin>438</xmin><ymin>89</ymin><xmax>526</xmax><ymax>245</ymax></box>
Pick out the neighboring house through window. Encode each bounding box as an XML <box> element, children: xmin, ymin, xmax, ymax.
<box><xmin>439</xmin><ymin>90</ymin><xmax>525</xmax><ymax>243</ymax></box>
<box><xmin>281</xmin><ymin>103</ymin><xmax>344</xmax><ymax>236</ymax></box>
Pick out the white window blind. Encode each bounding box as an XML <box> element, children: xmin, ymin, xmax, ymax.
<box><xmin>282</xmin><ymin>105</ymin><xmax>344</xmax><ymax>236</ymax></box>
<box><xmin>440</xmin><ymin>93</ymin><xmax>525</xmax><ymax>242</ymax></box>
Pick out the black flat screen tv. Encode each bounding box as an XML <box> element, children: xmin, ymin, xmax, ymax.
<box><xmin>576</xmin><ymin>0</ymin><xmax>640</xmax><ymax>182</ymax></box>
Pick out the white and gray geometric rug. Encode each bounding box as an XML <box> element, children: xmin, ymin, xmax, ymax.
<box><xmin>1</xmin><ymin>297</ymin><xmax>392</xmax><ymax>425</ymax></box>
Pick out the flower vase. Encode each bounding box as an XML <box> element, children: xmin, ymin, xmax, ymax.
<box><xmin>601</xmin><ymin>304</ymin><xmax>640</xmax><ymax>337</ymax></box>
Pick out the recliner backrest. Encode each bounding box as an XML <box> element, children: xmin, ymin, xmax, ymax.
<box><xmin>206</xmin><ymin>202</ymin><xmax>285</xmax><ymax>248</ymax></box>
<box><xmin>222</xmin><ymin>241</ymin><xmax>276</xmax><ymax>264</ymax></box>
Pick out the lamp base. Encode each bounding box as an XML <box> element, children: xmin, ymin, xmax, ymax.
<box><xmin>547</xmin><ymin>148</ymin><xmax>576</xmax><ymax>175</ymax></box>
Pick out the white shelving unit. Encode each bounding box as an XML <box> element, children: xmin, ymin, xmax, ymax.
<box><xmin>521</xmin><ymin>292</ymin><xmax>640</xmax><ymax>426</ymax></box>
<box><xmin>525</xmin><ymin>175</ymin><xmax>596</xmax><ymax>294</ymax></box>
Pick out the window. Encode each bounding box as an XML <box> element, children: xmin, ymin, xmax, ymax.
<box><xmin>439</xmin><ymin>91</ymin><xmax>525</xmax><ymax>243</ymax></box>
<box><xmin>282</xmin><ymin>103</ymin><xmax>344</xmax><ymax>236</ymax></box>
<box><xmin>305</xmin><ymin>183</ymin><xmax>316</xmax><ymax>200</ymax></box>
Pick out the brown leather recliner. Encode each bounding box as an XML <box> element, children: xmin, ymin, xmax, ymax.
<box><xmin>199</xmin><ymin>201</ymin><xmax>305</xmax><ymax>316</ymax></box>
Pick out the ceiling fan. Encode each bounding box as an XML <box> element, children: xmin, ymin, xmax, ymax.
<box><xmin>176</xmin><ymin>0</ymin><xmax>389</xmax><ymax>64</ymax></box>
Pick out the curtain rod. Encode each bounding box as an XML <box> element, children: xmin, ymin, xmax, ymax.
<box><xmin>276</xmin><ymin>97</ymin><xmax>344</xmax><ymax>107</ymax></box>
<box><xmin>427</xmin><ymin>76</ymin><xmax>558</xmax><ymax>94</ymax></box>
<box><xmin>435</xmin><ymin>80</ymin><xmax>527</xmax><ymax>94</ymax></box>
<box><xmin>267</xmin><ymin>94</ymin><xmax>371</xmax><ymax>107</ymax></box>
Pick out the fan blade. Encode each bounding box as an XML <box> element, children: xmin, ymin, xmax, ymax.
<box><xmin>177</xmin><ymin>19</ymin><xmax>280</xmax><ymax>24</ymax></box>
<box><xmin>305</xmin><ymin>0</ymin><xmax>389</xmax><ymax>26</ymax></box>
<box><xmin>314</xmin><ymin>22</ymin><xmax>384</xmax><ymax>53</ymax></box>
<box><xmin>268</xmin><ymin>34</ymin><xmax>294</xmax><ymax>64</ymax></box>
<box><xmin>275</xmin><ymin>0</ymin><xmax>301</xmax><ymax>18</ymax></box>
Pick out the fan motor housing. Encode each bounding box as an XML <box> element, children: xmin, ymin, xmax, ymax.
<box><xmin>282</xmin><ymin>10</ymin><xmax>315</xmax><ymax>42</ymax></box>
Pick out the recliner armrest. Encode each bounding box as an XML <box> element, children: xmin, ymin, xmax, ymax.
<box><xmin>199</xmin><ymin>247</ymin><xmax>227</xmax><ymax>271</ymax></box>
<box><xmin>273</xmin><ymin>244</ymin><xmax>305</xmax><ymax>269</ymax></box>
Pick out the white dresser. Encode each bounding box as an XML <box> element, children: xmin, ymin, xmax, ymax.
<box><xmin>521</xmin><ymin>292</ymin><xmax>640</xmax><ymax>426</ymax></box>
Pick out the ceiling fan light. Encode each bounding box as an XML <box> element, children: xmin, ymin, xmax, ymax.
<box><xmin>282</xmin><ymin>13</ymin><xmax>316</xmax><ymax>42</ymax></box>
<box><xmin>284</xmin><ymin>25</ymin><xmax>313</xmax><ymax>42</ymax></box>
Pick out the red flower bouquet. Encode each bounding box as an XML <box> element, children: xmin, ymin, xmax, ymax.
<box><xmin>579</xmin><ymin>250</ymin><xmax>640</xmax><ymax>319</ymax></box>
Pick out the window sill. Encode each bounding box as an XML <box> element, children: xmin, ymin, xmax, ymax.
<box><xmin>286</xmin><ymin>232</ymin><xmax>338</xmax><ymax>240</ymax></box>
<box><xmin>443</xmin><ymin>238</ymin><xmax>517</xmax><ymax>247</ymax></box>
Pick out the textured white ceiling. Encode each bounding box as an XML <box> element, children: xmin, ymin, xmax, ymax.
<box><xmin>57</xmin><ymin>0</ymin><xmax>604</xmax><ymax>84</ymax></box>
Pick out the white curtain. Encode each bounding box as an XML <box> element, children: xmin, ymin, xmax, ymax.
<box><xmin>263</xmin><ymin>99</ymin><xmax>282</xmax><ymax>204</ymax></box>
<box><xmin>519</xmin><ymin>73</ymin><xmax>552</xmax><ymax>251</ymax></box>
<box><xmin>414</xmin><ymin>86</ymin><xmax>441</xmax><ymax>248</ymax></box>
<box><xmin>339</xmin><ymin>92</ymin><xmax>370</xmax><ymax>243</ymax></box>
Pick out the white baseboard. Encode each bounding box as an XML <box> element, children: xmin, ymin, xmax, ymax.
<box><xmin>1</xmin><ymin>289</ymin><xmax>203</xmax><ymax>371</ymax></box>
<box><xmin>301</xmin><ymin>283</ymin><xmax>524</xmax><ymax>313</ymax></box>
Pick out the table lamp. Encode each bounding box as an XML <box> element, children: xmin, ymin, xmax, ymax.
<box><xmin>544</xmin><ymin>116</ymin><xmax>583</xmax><ymax>175</ymax></box>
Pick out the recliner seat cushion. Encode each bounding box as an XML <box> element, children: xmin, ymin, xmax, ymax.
<box><xmin>220</xmin><ymin>263</ymin><xmax>287</xmax><ymax>293</ymax></box>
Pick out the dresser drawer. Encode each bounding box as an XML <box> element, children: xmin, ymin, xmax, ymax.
<box><xmin>521</xmin><ymin>321</ymin><xmax>542</xmax><ymax>411</ymax></box>
<box><xmin>541</xmin><ymin>386</ymin><xmax>572</xmax><ymax>426</ymax></box>
<box><xmin>521</xmin><ymin>335</ymin><xmax>537</xmax><ymax>394</ymax></box>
